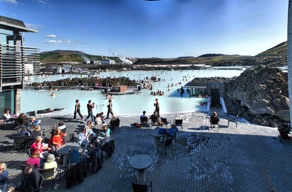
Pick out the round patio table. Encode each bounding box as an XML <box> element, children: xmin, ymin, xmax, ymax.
<box><xmin>129</xmin><ymin>154</ymin><xmax>152</xmax><ymax>184</ymax></box>
<box><xmin>149</xmin><ymin>128</ymin><xmax>165</xmax><ymax>152</ymax></box>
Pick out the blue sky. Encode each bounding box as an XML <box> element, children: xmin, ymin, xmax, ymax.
<box><xmin>0</xmin><ymin>0</ymin><xmax>288</xmax><ymax>58</ymax></box>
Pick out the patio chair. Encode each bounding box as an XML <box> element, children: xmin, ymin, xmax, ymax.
<box><xmin>24</xmin><ymin>137</ymin><xmax>36</xmax><ymax>152</ymax></box>
<box><xmin>31</xmin><ymin>174</ymin><xmax>44</xmax><ymax>192</ymax></box>
<box><xmin>39</xmin><ymin>167</ymin><xmax>56</xmax><ymax>190</ymax></box>
<box><xmin>110</xmin><ymin>118</ymin><xmax>120</xmax><ymax>132</ymax></box>
<box><xmin>90</xmin><ymin>150</ymin><xmax>103</xmax><ymax>174</ymax></box>
<box><xmin>131</xmin><ymin>178</ymin><xmax>152</xmax><ymax>192</ymax></box>
<box><xmin>164</xmin><ymin>137</ymin><xmax>173</xmax><ymax>156</ymax></box>
<box><xmin>13</xmin><ymin>136</ymin><xmax>26</xmax><ymax>151</ymax></box>
<box><xmin>174</xmin><ymin>119</ymin><xmax>183</xmax><ymax>131</ymax></box>
<box><xmin>150</xmin><ymin>115</ymin><xmax>158</xmax><ymax>127</ymax></box>
<box><xmin>161</xmin><ymin>118</ymin><xmax>168</xmax><ymax>127</ymax></box>
<box><xmin>140</xmin><ymin>116</ymin><xmax>150</xmax><ymax>128</ymax></box>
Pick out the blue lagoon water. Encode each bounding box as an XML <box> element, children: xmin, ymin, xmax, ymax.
<box><xmin>21</xmin><ymin>69</ymin><xmax>243</xmax><ymax>116</ymax></box>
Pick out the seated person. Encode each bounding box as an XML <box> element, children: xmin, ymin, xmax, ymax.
<box><xmin>50</xmin><ymin>121</ymin><xmax>66</xmax><ymax>138</ymax></box>
<box><xmin>95</xmin><ymin>114</ymin><xmax>103</xmax><ymax>125</ymax></box>
<box><xmin>2</xmin><ymin>109</ymin><xmax>11</xmax><ymax>120</ymax></box>
<box><xmin>167</xmin><ymin>124</ymin><xmax>179</xmax><ymax>137</ymax></box>
<box><xmin>85</xmin><ymin>120</ymin><xmax>96</xmax><ymax>137</ymax></box>
<box><xmin>140</xmin><ymin>111</ymin><xmax>149</xmax><ymax>123</ymax></box>
<box><xmin>43</xmin><ymin>154</ymin><xmax>57</xmax><ymax>179</ymax></box>
<box><xmin>18</xmin><ymin>113</ymin><xmax>30</xmax><ymax>126</ymax></box>
<box><xmin>17</xmin><ymin>127</ymin><xmax>31</xmax><ymax>137</ymax></box>
<box><xmin>210</xmin><ymin>111</ymin><xmax>220</xmax><ymax>127</ymax></box>
<box><xmin>58</xmin><ymin>120</ymin><xmax>66</xmax><ymax>130</ymax></box>
<box><xmin>98</xmin><ymin>125</ymin><xmax>111</xmax><ymax>141</ymax></box>
<box><xmin>9</xmin><ymin>164</ymin><xmax>40</xmax><ymax>192</ymax></box>
<box><xmin>67</xmin><ymin>149</ymin><xmax>81</xmax><ymax>164</ymax></box>
<box><xmin>78</xmin><ymin>128</ymin><xmax>90</xmax><ymax>153</ymax></box>
<box><xmin>99</xmin><ymin>112</ymin><xmax>105</xmax><ymax>123</ymax></box>
<box><xmin>26</xmin><ymin>150</ymin><xmax>41</xmax><ymax>169</ymax></box>
<box><xmin>0</xmin><ymin>162</ymin><xmax>8</xmax><ymax>185</ymax></box>
<box><xmin>51</xmin><ymin>128</ymin><xmax>66</xmax><ymax>150</ymax></box>
<box><xmin>31</xmin><ymin>136</ymin><xmax>51</xmax><ymax>159</ymax></box>
<box><xmin>82</xmin><ymin>141</ymin><xmax>102</xmax><ymax>170</ymax></box>
<box><xmin>31</xmin><ymin>125</ymin><xmax>42</xmax><ymax>138</ymax></box>
<box><xmin>156</xmin><ymin>117</ymin><xmax>164</xmax><ymax>127</ymax></box>
<box><xmin>28</xmin><ymin>116</ymin><xmax>41</xmax><ymax>127</ymax></box>
<box><xmin>150</xmin><ymin>112</ymin><xmax>158</xmax><ymax>123</ymax></box>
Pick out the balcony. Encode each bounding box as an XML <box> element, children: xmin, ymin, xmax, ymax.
<box><xmin>0</xmin><ymin>44</ymin><xmax>40</xmax><ymax>88</ymax></box>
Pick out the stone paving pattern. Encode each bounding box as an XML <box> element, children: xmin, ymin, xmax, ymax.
<box><xmin>0</xmin><ymin>111</ymin><xmax>292</xmax><ymax>192</ymax></box>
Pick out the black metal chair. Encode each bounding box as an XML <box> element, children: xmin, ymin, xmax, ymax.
<box><xmin>39</xmin><ymin>167</ymin><xmax>56</xmax><ymax>190</ymax></box>
<box><xmin>31</xmin><ymin>174</ymin><xmax>44</xmax><ymax>192</ymax></box>
<box><xmin>161</xmin><ymin>118</ymin><xmax>168</xmax><ymax>127</ymax></box>
<box><xmin>90</xmin><ymin>150</ymin><xmax>103</xmax><ymax>174</ymax></box>
<box><xmin>110</xmin><ymin>118</ymin><xmax>120</xmax><ymax>132</ymax></box>
<box><xmin>174</xmin><ymin>119</ymin><xmax>183</xmax><ymax>130</ymax></box>
<box><xmin>164</xmin><ymin>137</ymin><xmax>173</xmax><ymax>156</ymax></box>
<box><xmin>150</xmin><ymin>115</ymin><xmax>158</xmax><ymax>128</ymax></box>
<box><xmin>24</xmin><ymin>137</ymin><xmax>36</xmax><ymax>152</ymax></box>
<box><xmin>140</xmin><ymin>116</ymin><xmax>151</xmax><ymax>128</ymax></box>
<box><xmin>13</xmin><ymin>136</ymin><xmax>26</xmax><ymax>151</ymax></box>
<box><xmin>131</xmin><ymin>178</ymin><xmax>152</xmax><ymax>192</ymax></box>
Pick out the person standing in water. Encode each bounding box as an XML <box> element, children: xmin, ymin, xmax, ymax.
<box><xmin>73</xmin><ymin>99</ymin><xmax>83</xmax><ymax>120</ymax></box>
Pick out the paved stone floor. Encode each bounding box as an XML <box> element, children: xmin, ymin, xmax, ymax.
<box><xmin>1</xmin><ymin>111</ymin><xmax>292</xmax><ymax>192</ymax></box>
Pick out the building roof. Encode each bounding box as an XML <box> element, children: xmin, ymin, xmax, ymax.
<box><xmin>185</xmin><ymin>77</ymin><xmax>232</xmax><ymax>86</ymax></box>
<box><xmin>0</xmin><ymin>16</ymin><xmax>37</xmax><ymax>33</ymax></box>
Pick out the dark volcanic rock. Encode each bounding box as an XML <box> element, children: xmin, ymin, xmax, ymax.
<box><xmin>225</xmin><ymin>65</ymin><xmax>289</xmax><ymax>127</ymax></box>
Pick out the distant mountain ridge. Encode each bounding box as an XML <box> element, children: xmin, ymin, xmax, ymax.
<box><xmin>40</xmin><ymin>41</ymin><xmax>287</xmax><ymax>66</ymax></box>
<box><xmin>40</xmin><ymin>50</ymin><xmax>122</xmax><ymax>63</ymax></box>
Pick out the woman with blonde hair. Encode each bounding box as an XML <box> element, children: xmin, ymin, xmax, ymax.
<box><xmin>32</xmin><ymin>125</ymin><xmax>42</xmax><ymax>137</ymax></box>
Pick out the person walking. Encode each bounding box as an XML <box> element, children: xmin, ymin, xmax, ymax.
<box><xmin>84</xmin><ymin>100</ymin><xmax>95</xmax><ymax>123</ymax></box>
<box><xmin>73</xmin><ymin>99</ymin><xmax>83</xmax><ymax>120</ymax></box>
<box><xmin>106</xmin><ymin>100</ymin><xmax>114</xmax><ymax>119</ymax></box>
<box><xmin>154</xmin><ymin>98</ymin><xmax>160</xmax><ymax>117</ymax></box>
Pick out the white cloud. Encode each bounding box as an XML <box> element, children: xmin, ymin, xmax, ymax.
<box><xmin>45</xmin><ymin>40</ymin><xmax>62</xmax><ymax>44</ymax></box>
<box><xmin>46</xmin><ymin>34</ymin><xmax>56</xmax><ymax>38</ymax></box>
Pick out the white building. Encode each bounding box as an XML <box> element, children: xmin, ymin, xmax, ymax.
<box><xmin>101</xmin><ymin>59</ymin><xmax>116</xmax><ymax>65</ymax></box>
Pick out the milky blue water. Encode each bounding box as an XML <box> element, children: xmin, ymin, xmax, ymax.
<box><xmin>21</xmin><ymin>69</ymin><xmax>243</xmax><ymax>116</ymax></box>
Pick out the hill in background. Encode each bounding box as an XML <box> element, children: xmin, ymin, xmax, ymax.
<box><xmin>256</xmin><ymin>41</ymin><xmax>287</xmax><ymax>57</ymax></box>
<box><xmin>40</xmin><ymin>41</ymin><xmax>287</xmax><ymax>67</ymax></box>
<box><xmin>40</xmin><ymin>50</ymin><xmax>122</xmax><ymax>63</ymax></box>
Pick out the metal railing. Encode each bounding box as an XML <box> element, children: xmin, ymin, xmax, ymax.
<box><xmin>0</xmin><ymin>44</ymin><xmax>40</xmax><ymax>87</ymax></box>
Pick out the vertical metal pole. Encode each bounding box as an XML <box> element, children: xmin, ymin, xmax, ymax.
<box><xmin>288</xmin><ymin>0</ymin><xmax>292</xmax><ymax>127</ymax></box>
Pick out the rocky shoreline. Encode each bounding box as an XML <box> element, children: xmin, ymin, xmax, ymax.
<box><xmin>224</xmin><ymin>65</ymin><xmax>289</xmax><ymax>127</ymax></box>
